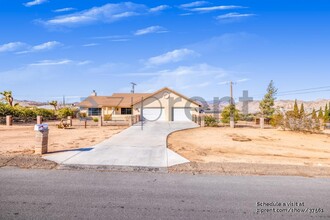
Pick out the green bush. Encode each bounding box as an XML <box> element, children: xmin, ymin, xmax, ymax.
<box><xmin>270</xmin><ymin>113</ymin><xmax>284</xmax><ymax>127</ymax></box>
<box><xmin>240</xmin><ymin>114</ymin><xmax>255</xmax><ymax>122</ymax></box>
<box><xmin>56</xmin><ymin>107</ymin><xmax>74</xmax><ymax>119</ymax></box>
<box><xmin>34</xmin><ymin>108</ymin><xmax>56</xmax><ymax>120</ymax></box>
<box><xmin>0</xmin><ymin>103</ymin><xmax>14</xmax><ymax>116</ymax></box>
<box><xmin>0</xmin><ymin>103</ymin><xmax>56</xmax><ymax>121</ymax></box>
<box><xmin>93</xmin><ymin>117</ymin><xmax>99</xmax><ymax>122</ymax></box>
<box><xmin>204</xmin><ymin>115</ymin><xmax>218</xmax><ymax>127</ymax></box>
<box><xmin>221</xmin><ymin>105</ymin><xmax>240</xmax><ymax>123</ymax></box>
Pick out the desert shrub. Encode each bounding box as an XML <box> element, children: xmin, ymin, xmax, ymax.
<box><xmin>78</xmin><ymin>112</ymin><xmax>87</xmax><ymax>118</ymax></box>
<box><xmin>34</xmin><ymin>108</ymin><xmax>56</xmax><ymax>120</ymax></box>
<box><xmin>204</xmin><ymin>115</ymin><xmax>217</xmax><ymax>127</ymax></box>
<box><xmin>14</xmin><ymin>106</ymin><xmax>35</xmax><ymax>119</ymax></box>
<box><xmin>270</xmin><ymin>113</ymin><xmax>284</xmax><ymax>127</ymax></box>
<box><xmin>221</xmin><ymin>105</ymin><xmax>240</xmax><ymax>123</ymax></box>
<box><xmin>240</xmin><ymin>114</ymin><xmax>255</xmax><ymax>122</ymax></box>
<box><xmin>93</xmin><ymin>117</ymin><xmax>99</xmax><ymax>122</ymax></box>
<box><xmin>272</xmin><ymin>111</ymin><xmax>320</xmax><ymax>132</ymax></box>
<box><xmin>103</xmin><ymin>114</ymin><xmax>112</xmax><ymax>121</ymax></box>
<box><xmin>56</xmin><ymin>107</ymin><xmax>74</xmax><ymax>119</ymax></box>
<box><xmin>0</xmin><ymin>103</ymin><xmax>14</xmax><ymax>116</ymax></box>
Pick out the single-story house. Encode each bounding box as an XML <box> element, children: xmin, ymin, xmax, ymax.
<box><xmin>78</xmin><ymin>87</ymin><xmax>200</xmax><ymax>121</ymax></box>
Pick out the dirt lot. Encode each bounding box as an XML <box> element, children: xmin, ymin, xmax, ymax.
<box><xmin>0</xmin><ymin>120</ymin><xmax>127</xmax><ymax>169</ymax></box>
<box><xmin>168</xmin><ymin>127</ymin><xmax>330</xmax><ymax>177</ymax></box>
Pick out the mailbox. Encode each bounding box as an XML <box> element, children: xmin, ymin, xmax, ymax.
<box><xmin>34</xmin><ymin>124</ymin><xmax>49</xmax><ymax>131</ymax></box>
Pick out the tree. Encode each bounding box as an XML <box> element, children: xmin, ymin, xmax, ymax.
<box><xmin>221</xmin><ymin>105</ymin><xmax>240</xmax><ymax>123</ymax></box>
<box><xmin>0</xmin><ymin>91</ymin><xmax>14</xmax><ymax>106</ymax></box>
<box><xmin>293</xmin><ymin>100</ymin><xmax>300</xmax><ymax>118</ymax></box>
<box><xmin>49</xmin><ymin>100</ymin><xmax>58</xmax><ymax>111</ymax></box>
<box><xmin>318</xmin><ymin>107</ymin><xmax>324</xmax><ymax>119</ymax></box>
<box><xmin>324</xmin><ymin>103</ymin><xmax>329</xmax><ymax>122</ymax></box>
<box><xmin>311</xmin><ymin>108</ymin><xmax>317</xmax><ymax>120</ymax></box>
<box><xmin>299</xmin><ymin>103</ymin><xmax>305</xmax><ymax>118</ymax></box>
<box><xmin>259</xmin><ymin>80</ymin><xmax>278</xmax><ymax>118</ymax></box>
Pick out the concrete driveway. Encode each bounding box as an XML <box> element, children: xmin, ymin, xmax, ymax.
<box><xmin>44</xmin><ymin>121</ymin><xmax>198</xmax><ymax>168</ymax></box>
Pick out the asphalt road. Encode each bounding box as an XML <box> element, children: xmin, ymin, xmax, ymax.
<box><xmin>0</xmin><ymin>167</ymin><xmax>329</xmax><ymax>220</ymax></box>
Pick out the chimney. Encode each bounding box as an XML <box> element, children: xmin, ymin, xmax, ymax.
<box><xmin>91</xmin><ymin>90</ymin><xmax>97</xmax><ymax>96</ymax></box>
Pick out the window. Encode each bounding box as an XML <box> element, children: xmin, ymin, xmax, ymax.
<box><xmin>88</xmin><ymin>108</ymin><xmax>101</xmax><ymax>116</ymax></box>
<box><xmin>121</xmin><ymin>108</ymin><xmax>132</xmax><ymax>115</ymax></box>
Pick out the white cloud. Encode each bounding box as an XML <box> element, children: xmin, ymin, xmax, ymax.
<box><xmin>190</xmin><ymin>5</ymin><xmax>244</xmax><ymax>12</ymax></box>
<box><xmin>29</xmin><ymin>59</ymin><xmax>72</xmax><ymax>66</ymax></box>
<box><xmin>180</xmin><ymin>1</ymin><xmax>209</xmax><ymax>8</ymax></box>
<box><xmin>53</xmin><ymin>8</ymin><xmax>76</xmax><ymax>13</ymax></box>
<box><xmin>111</xmin><ymin>39</ymin><xmax>130</xmax><ymax>42</ymax></box>
<box><xmin>41</xmin><ymin>2</ymin><xmax>147</xmax><ymax>27</ymax></box>
<box><xmin>146</xmin><ymin>49</ymin><xmax>198</xmax><ymax>66</ymax></box>
<box><xmin>236</xmin><ymin>78</ymin><xmax>250</xmax><ymax>83</ymax></box>
<box><xmin>91</xmin><ymin>35</ymin><xmax>129</xmax><ymax>40</ymax></box>
<box><xmin>82</xmin><ymin>43</ymin><xmax>99</xmax><ymax>47</ymax></box>
<box><xmin>149</xmin><ymin>5</ymin><xmax>170</xmax><ymax>12</ymax></box>
<box><xmin>0</xmin><ymin>42</ymin><xmax>26</xmax><ymax>53</ymax></box>
<box><xmin>124</xmin><ymin>64</ymin><xmax>227</xmax><ymax>96</ymax></box>
<box><xmin>217</xmin><ymin>13</ymin><xmax>255</xmax><ymax>22</ymax></box>
<box><xmin>17</xmin><ymin>41</ymin><xmax>61</xmax><ymax>54</ymax></box>
<box><xmin>112</xmin><ymin>11</ymin><xmax>138</xmax><ymax>19</ymax></box>
<box><xmin>77</xmin><ymin>60</ymin><xmax>92</xmax><ymax>65</ymax></box>
<box><xmin>0</xmin><ymin>59</ymin><xmax>91</xmax><ymax>86</ymax></box>
<box><xmin>32</xmin><ymin>41</ymin><xmax>61</xmax><ymax>51</ymax></box>
<box><xmin>24</xmin><ymin>0</ymin><xmax>47</xmax><ymax>7</ymax></box>
<box><xmin>134</xmin><ymin>26</ymin><xmax>167</xmax><ymax>36</ymax></box>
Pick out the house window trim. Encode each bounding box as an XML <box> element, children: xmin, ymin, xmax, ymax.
<box><xmin>121</xmin><ymin>108</ymin><xmax>132</xmax><ymax>115</ymax></box>
<box><xmin>88</xmin><ymin>108</ymin><xmax>102</xmax><ymax>116</ymax></box>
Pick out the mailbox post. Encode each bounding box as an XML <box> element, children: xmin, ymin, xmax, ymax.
<box><xmin>34</xmin><ymin>124</ymin><xmax>49</xmax><ymax>155</ymax></box>
<box><xmin>67</xmin><ymin>116</ymin><xmax>72</xmax><ymax>127</ymax></box>
<box><xmin>6</xmin><ymin>115</ymin><xmax>13</xmax><ymax>126</ymax></box>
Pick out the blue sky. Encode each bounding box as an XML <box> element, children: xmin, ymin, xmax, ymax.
<box><xmin>0</xmin><ymin>0</ymin><xmax>330</xmax><ymax>102</ymax></box>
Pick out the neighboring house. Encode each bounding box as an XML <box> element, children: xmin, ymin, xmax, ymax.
<box><xmin>78</xmin><ymin>87</ymin><xmax>200</xmax><ymax>121</ymax></box>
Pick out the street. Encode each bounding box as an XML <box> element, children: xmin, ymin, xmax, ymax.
<box><xmin>0</xmin><ymin>167</ymin><xmax>329</xmax><ymax>220</ymax></box>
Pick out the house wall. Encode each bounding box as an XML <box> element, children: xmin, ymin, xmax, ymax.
<box><xmin>133</xmin><ymin>89</ymin><xmax>199</xmax><ymax>121</ymax></box>
<box><xmin>101</xmin><ymin>107</ymin><xmax>120</xmax><ymax>116</ymax></box>
<box><xmin>101</xmin><ymin>107</ymin><xmax>131</xmax><ymax>120</ymax></box>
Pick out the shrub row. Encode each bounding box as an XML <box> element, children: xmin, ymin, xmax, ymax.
<box><xmin>0</xmin><ymin>103</ymin><xmax>76</xmax><ymax>120</ymax></box>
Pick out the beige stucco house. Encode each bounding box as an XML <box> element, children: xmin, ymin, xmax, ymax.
<box><xmin>78</xmin><ymin>87</ymin><xmax>200</xmax><ymax>121</ymax></box>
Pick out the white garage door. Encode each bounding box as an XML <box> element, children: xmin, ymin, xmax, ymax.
<box><xmin>173</xmin><ymin>108</ymin><xmax>192</xmax><ymax>121</ymax></box>
<box><xmin>142</xmin><ymin>108</ymin><xmax>165</xmax><ymax>121</ymax></box>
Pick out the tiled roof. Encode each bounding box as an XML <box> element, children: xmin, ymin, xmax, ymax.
<box><xmin>78</xmin><ymin>87</ymin><xmax>201</xmax><ymax>108</ymax></box>
<box><xmin>78</xmin><ymin>93</ymin><xmax>151</xmax><ymax>108</ymax></box>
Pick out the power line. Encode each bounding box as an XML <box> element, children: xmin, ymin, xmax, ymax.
<box><xmin>277</xmin><ymin>89</ymin><xmax>330</xmax><ymax>97</ymax></box>
<box><xmin>251</xmin><ymin>86</ymin><xmax>330</xmax><ymax>98</ymax></box>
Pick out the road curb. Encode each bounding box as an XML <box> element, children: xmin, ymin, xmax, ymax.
<box><xmin>57</xmin><ymin>164</ymin><xmax>168</xmax><ymax>173</ymax></box>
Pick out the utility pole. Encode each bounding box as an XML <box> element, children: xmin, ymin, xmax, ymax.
<box><xmin>63</xmin><ymin>95</ymin><xmax>65</xmax><ymax>106</ymax></box>
<box><xmin>229</xmin><ymin>81</ymin><xmax>235</xmax><ymax>128</ymax></box>
<box><xmin>131</xmin><ymin>82</ymin><xmax>137</xmax><ymax>94</ymax></box>
<box><xmin>230</xmin><ymin>81</ymin><xmax>233</xmax><ymax>105</ymax></box>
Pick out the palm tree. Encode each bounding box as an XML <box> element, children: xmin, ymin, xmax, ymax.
<box><xmin>0</xmin><ymin>91</ymin><xmax>14</xmax><ymax>106</ymax></box>
<box><xmin>49</xmin><ymin>100</ymin><xmax>58</xmax><ymax>111</ymax></box>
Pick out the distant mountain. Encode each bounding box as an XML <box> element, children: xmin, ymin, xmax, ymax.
<box><xmin>205</xmin><ymin>99</ymin><xmax>330</xmax><ymax>114</ymax></box>
<box><xmin>14</xmin><ymin>100</ymin><xmax>48</xmax><ymax>107</ymax></box>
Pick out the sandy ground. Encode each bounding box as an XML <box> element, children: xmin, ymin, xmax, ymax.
<box><xmin>0</xmin><ymin>121</ymin><xmax>127</xmax><ymax>155</ymax></box>
<box><xmin>168</xmin><ymin>127</ymin><xmax>330</xmax><ymax>175</ymax></box>
<box><xmin>0</xmin><ymin>120</ymin><xmax>127</xmax><ymax>169</ymax></box>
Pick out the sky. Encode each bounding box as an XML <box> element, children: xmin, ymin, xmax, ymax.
<box><xmin>0</xmin><ymin>0</ymin><xmax>330</xmax><ymax>103</ymax></box>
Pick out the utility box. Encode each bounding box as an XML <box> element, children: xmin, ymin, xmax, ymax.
<box><xmin>34</xmin><ymin>124</ymin><xmax>49</xmax><ymax>155</ymax></box>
